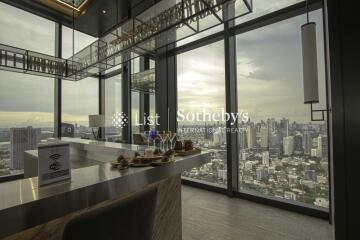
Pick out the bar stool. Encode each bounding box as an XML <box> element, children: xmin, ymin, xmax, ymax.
<box><xmin>62</xmin><ymin>187</ymin><xmax>158</xmax><ymax>240</ymax></box>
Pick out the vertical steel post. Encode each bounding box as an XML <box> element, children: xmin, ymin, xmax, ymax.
<box><xmin>54</xmin><ymin>23</ymin><xmax>62</xmax><ymax>138</ymax></box>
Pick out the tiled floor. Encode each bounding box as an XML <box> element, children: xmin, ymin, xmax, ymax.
<box><xmin>182</xmin><ymin>185</ymin><xmax>334</xmax><ymax>240</ymax></box>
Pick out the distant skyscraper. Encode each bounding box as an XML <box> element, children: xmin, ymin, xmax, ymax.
<box><xmin>304</xmin><ymin>170</ymin><xmax>317</xmax><ymax>181</ymax></box>
<box><xmin>280</xmin><ymin>118</ymin><xmax>289</xmax><ymax>136</ymax></box>
<box><xmin>294</xmin><ymin>134</ymin><xmax>303</xmax><ymax>154</ymax></box>
<box><xmin>311</xmin><ymin>148</ymin><xmax>318</xmax><ymax>157</ymax></box>
<box><xmin>10</xmin><ymin>127</ymin><xmax>41</xmax><ymax>169</ymax></box>
<box><xmin>204</xmin><ymin>123</ymin><xmax>212</xmax><ymax>140</ymax></box>
<box><xmin>283</xmin><ymin>136</ymin><xmax>294</xmax><ymax>155</ymax></box>
<box><xmin>317</xmin><ymin>135</ymin><xmax>328</xmax><ymax>159</ymax></box>
<box><xmin>267</xmin><ymin>118</ymin><xmax>277</xmax><ymax>133</ymax></box>
<box><xmin>218</xmin><ymin>169</ymin><xmax>227</xmax><ymax>181</ymax></box>
<box><xmin>262</xmin><ymin>151</ymin><xmax>270</xmax><ymax>166</ymax></box>
<box><xmin>284</xmin><ymin>191</ymin><xmax>297</xmax><ymax>201</ymax></box>
<box><xmin>302</xmin><ymin>130</ymin><xmax>312</xmax><ymax>155</ymax></box>
<box><xmin>269</xmin><ymin>131</ymin><xmax>280</xmax><ymax>147</ymax></box>
<box><xmin>240</xmin><ymin>149</ymin><xmax>248</xmax><ymax>161</ymax></box>
<box><xmin>213</xmin><ymin>128</ymin><xmax>226</xmax><ymax>146</ymax></box>
<box><xmin>239</xmin><ymin>128</ymin><xmax>247</xmax><ymax>150</ymax></box>
<box><xmin>256</xmin><ymin>166</ymin><xmax>268</xmax><ymax>181</ymax></box>
<box><xmin>246</xmin><ymin>125</ymin><xmax>256</xmax><ymax>149</ymax></box>
<box><xmin>260</xmin><ymin>126</ymin><xmax>269</xmax><ymax>148</ymax></box>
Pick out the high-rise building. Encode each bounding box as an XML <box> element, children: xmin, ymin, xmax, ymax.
<box><xmin>284</xmin><ymin>191</ymin><xmax>297</xmax><ymax>201</ymax></box>
<box><xmin>283</xmin><ymin>136</ymin><xmax>294</xmax><ymax>155</ymax></box>
<box><xmin>317</xmin><ymin>135</ymin><xmax>328</xmax><ymax>159</ymax></box>
<box><xmin>10</xmin><ymin>127</ymin><xmax>41</xmax><ymax>170</ymax></box>
<box><xmin>256</xmin><ymin>166</ymin><xmax>268</xmax><ymax>181</ymax></box>
<box><xmin>267</xmin><ymin>118</ymin><xmax>277</xmax><ymax>132</ymax></box>
<box><xmin>302</xmin><ymin>130</ymin><xmax>312</xmax><ymax>155</ymax></box>
<box><xmin>269</xmin><ymin>131</ymin><xmax>280</xmax><ymax>147</ymax></box>
<box><xmin>204</xmin><ymin>123</ymin><xmax>213</xmax><ymax>140</ymax></box>
<box><xmin>280</xmin><ymin>118</ymin><xmax>289</xmax><ymax>136</ymax></box>
<box><xmin>262</xmin><ymin>151</ymin><xmax>270</xmax><ymax>166</ymax></box>
<box><xmin>304</xmin><ymin>170</ymin><xmax>317</xmax><ymax>181</ymax></box>
<box><xmin>238</xmin><ymin>128</ymin><xmax>247</xmax><ymax>150</ymax></box>
<box><xmin>260</xmin><ymin>125</ymin><xmax>269</xmax><ymax>148</ymax></box>
<box><xmin>311</xmin><ymin>148</ymin><xmax>318</xmax><ymax>157</ymax></box>
<box><xmin>240</xmin><ymin>149</ymin><xmax>248</xmax><ymax>161</ymax></box>
<box><xmin>246</xmin><ymin>125</ymin><xmax>256</xmax><ymax>149</ymax></box>
<box><xmin>213</xmin><ymin>127</ymin><xmax>226</xmax><ymax>146</ymax></box>
<box><xmin>294</xmin><ymin>134</ymin><xmax>303</xmax><ymax>154</ymax></box>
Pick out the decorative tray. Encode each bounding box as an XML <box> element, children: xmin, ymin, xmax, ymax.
<box><xmin>110</xmin><ymin>159</ymin><xmax>131</xmax><ymax>168</ymax></box>
<box><xmin>130</xmin><ymin>155</ymin><xmax>163</xmax><ymax>167</ymax></box>
<box><xmin>152</xmin><ymin>157</ymin><xmax>175</xmax><ymax>166</ymax></box>
<box><xmin>133</xmin><ymin>156</ymin><xmax>163</xmax><ymax>162</ymax></box>
<box><xmin>130</xmin><ymin>162</ymin><xmax>153</xmax><ymax>167</ymax></box>
<box><xmin>175</xmin><ymin>148</ymin><xmax>201</xmax><ymax>156</ymax></box>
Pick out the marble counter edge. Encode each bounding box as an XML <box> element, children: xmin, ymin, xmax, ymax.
<box><xmin>0</xmin><ymin>152</ymin><xmax>211</xmax><ymax>238</ymax></box>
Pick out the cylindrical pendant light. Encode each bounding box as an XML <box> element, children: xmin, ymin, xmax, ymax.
<box><xmin>302</xmin><ymin>22</ymin><xmax>319</xmax><ymax>104</ymax></box>
<box><xmin>301</xmin><ymin>1</ymin><xmax>319</xmax><ymax>104</ymax></box>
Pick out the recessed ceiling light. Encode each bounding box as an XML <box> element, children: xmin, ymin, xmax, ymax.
<box><xmin>102</xmin><ymin>10</ymin><xmax>106</xmax><ymax>14</ymax></box>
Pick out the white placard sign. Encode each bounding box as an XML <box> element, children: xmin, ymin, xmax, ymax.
<box><xmin>38</xmin><ymin>143</ymin><xmax>71</xmax><ymax>187</ymax></box>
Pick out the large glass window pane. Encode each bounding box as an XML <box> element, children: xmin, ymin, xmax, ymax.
<box><xmin>62</xmin><ymin>26</ymin><xmax>97</xmax><ymax>59</ymax></box>
<box><xmin>150</xmin><ymin>94</ymin><xmax>156</xmax><ymax>122</ymax></box>
<box><xmin>177</xmin><ymin>41</ymin><xmax>227</xmax><ymax>187</ymax></box>
<box><xmin>236</xmin><ymin>10</ymin><xmax>329</xmax><ymax>208</ymax></box>
<box><xmin>0</xmin><ymin>2</ymin><xmax>55</xmax><ymax>55</ymax></box>
<box><xmin>105</xmin><ymin>75</ymin><xmax>122</xmax><ymax>142</ymax></box>
<box><xmin>131</xmin><ymin>57</ymin><xmax>141</xmax><ymax>136</ymax></box>
<box><xmin>131</xmin><ymin>91</ymin><xmax>140</xmax><ymax>134</ymax></box>
<box><xmin>62</xmin><ymin>78</ymin><xmax>99</xmax><ymax>138</ymax></box>
<box><xmin>61</xmin><ymin>26</ymin><xmax>99</xmax><ymax>139</ymax></box>
<box><xmin>236</xmin><ymin>0</ymin><xmax>303</xmax><ymax>25</ymax></box>
<box><xmin>0</xmin><ymin>3</ymin><xmax>55</xmax><ymax>179</ymax></box>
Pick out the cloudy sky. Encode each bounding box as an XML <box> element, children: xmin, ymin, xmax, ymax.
<box><xmin>177</xmin><ymin>6</ymin><xmax>327</xmax><ymax>124</ymax></box>
<box><xmin>0</xmin><ymin>1</ymin><xmax>327</xmax><ymax>129</ymax></box>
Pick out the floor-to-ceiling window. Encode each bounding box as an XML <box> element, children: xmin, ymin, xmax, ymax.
<box><xmin>177</xmin><ymin>41</ymin><xmax>227</xmax><ymax>187</ymax></box>
<box><xmin>105</xmin><ymin>74</ymin><xmax>122</xmax><ymax>142</ymax></box>
<box><xmin>131</xmin><ymin>91</ymin><xmax>140</xmax><ymax>134</ymax></box>
<box><xmin>130</xmin><ymin>57</ymin><xmax>141</xmax><ymax>135</ymax></box>
<box><xmin>61</xmin><ymin>26</ymin><xmax>99</xmax><ymax>139</ymax></box>
<box><xmin>236</xmin><ymin>9</ymin><xmax>329</xmax><ymax>208</ymax></box>
<box><xmin>0</xmin><ymin>2</ymin><xmax>55</xmax><ymax>178</ymax></box>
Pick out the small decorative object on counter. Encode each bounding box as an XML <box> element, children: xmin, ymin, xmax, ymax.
<box><xmin>161</xmin><ymin>156</ymin><xmax>170</xmax><ymax>162</ymax></box>
<box><xmin>164</xmin><ymin>149</ymin><xmax>175</xmax><ymax>157</ymax></box>
<box><xmin>184</xmin><ymin>140</ymin><xmax>194</xmax><ymax>151</ymax></box>
<box><xmin>110</xmin><ymin>155</ymin><xmax>129</xmax><ymax>169</ymax></box>
<box><xmin>134</xmin><ymin>152</ymin><xmax>141</xmax><ymax>157</ymax></box>
<box><xmin>117</xmin><ymin>155</ymin><xmax>125</xmax><ymax>162</ymax></box>
<box><xmin>118</xmin><ymin>158</ymin><xmax>129</xmax><ymax>170</ymax></box>
<box><xmin>153</xmin><ymin>148</ymin><xmax>163</xmax><ymax>155</ymax></box>
<box><xmin>144</xmin><ymin>148</ymin><xmax>154</xmax><ymax>158</ymax></box>
<box><xmin>174</xmin><ymin>140</ymin><xmax>183</xmax><ymax>151</ymax></box>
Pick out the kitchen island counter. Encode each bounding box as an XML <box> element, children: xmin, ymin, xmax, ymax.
<box><xmin>0</xmin><ymin>139</ymin><xmax>211</xmax><ymax>239</ymax></box>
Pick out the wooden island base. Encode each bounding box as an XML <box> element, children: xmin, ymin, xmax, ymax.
<box><xmin>5</xmin><ymin>175</ymin><xmax>182</xmax><ymax>240</ymax></box>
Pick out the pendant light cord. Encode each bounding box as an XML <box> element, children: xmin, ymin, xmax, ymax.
<box><xmin>306</xmin><ymin>0</ymin><xmax>309</xmax><ymax>23</ymax></box>
<box><xmin>116</xmin><ymin>0</ymin><xmax>119</xmax><ymax>37</ymax></box>
<box><xmin>72</xmin><ymin>0</ymin><xmax>75</xmax><ymax>62</ymax></box>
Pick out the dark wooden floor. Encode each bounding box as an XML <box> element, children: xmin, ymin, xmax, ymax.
<box><xmin>182</xmin><ymin>186</ymin><xmax>334</xmax><ymax>240</ymax></box>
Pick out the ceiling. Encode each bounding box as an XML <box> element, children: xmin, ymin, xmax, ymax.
<box><xmin>0</xmin><ymin>0</ymin><xmax>156</xmax><ymax>37</ymax></box>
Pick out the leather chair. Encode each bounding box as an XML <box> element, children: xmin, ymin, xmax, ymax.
<box><xmin>62</xmin><ymin>186</ymin><xmax>158</xmax><ymax>240</ymax></box>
